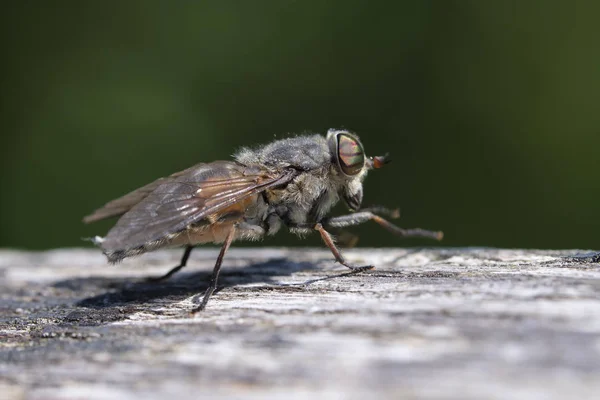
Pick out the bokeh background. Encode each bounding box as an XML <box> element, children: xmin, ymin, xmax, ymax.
<box><xmin>1</xmin><ymin>1</ymin><xmax>598</xmax><ymax>251</ymax></box>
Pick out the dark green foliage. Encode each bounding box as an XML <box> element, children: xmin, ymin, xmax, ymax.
<box><xmin>1</xmin><ymin>1</ymin><xmax>598</xmax><ymax>249</ymax></box>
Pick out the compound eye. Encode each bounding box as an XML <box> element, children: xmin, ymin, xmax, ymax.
<box><xmin>337</xmin><ymin>134</ymin><xmax>365</xmax><ymax>175</ymax></box>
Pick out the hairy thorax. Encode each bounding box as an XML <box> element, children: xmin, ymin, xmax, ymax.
<box><xmin>264</xmin><ymin>167</ymin><xmax>345</xmax><ymax>234</ymax></box>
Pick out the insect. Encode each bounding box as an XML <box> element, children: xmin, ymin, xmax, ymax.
<box><xmin>84</xmin><ymin>129</ymin><xmax>443</xmax><ymax>312</ymax></box>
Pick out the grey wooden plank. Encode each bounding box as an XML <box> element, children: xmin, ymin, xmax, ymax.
<box><xmin>1</xmin><ymin>248</ymin><xmax>599</xmax><ymax>400</ymax></box>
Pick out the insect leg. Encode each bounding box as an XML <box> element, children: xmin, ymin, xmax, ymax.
<box><xmin>324</xmin><ymin>212</ymin><xmax>443</xmax><ymax>240</ymax></box>
<box><xmin>146</xmin><ymin>245</ymin><xmax>194</xmax><ymax>282</ymax></box>
<box><xmin>191</xmin><ymin>225</ymin><xmax>236</xmax><ymax>313</ymax></box>
<box><xmin>331</xmin><ymin>205</ymin><xmax>399</xmax><ymax>248</ymax></box>
<box><xmin>358</xmin><ymin>206</ymin><xmax>400</xmax><ymax>219</ymax></box>
<box><xmin>314</xmin><ymin>223</ymin><xmax>374</xmax><ymax>272</ymax></box>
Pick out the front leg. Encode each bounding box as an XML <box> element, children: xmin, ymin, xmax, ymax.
<box><xmin>298</xmin><ymin>207</ymin><xmax>442</xmax><ymax>272</ymax></box>
<box><xmin>323</xmin><ymin>210</ymin><xmax>443</xmax><ymax>241</ymax></box>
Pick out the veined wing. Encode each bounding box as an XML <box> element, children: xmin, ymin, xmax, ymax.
<box><xmin>83</xmin><ymin>163</ymin><xmax>206</xmax><ymax>223</ymax></box>
<box><xmin>96</xmin><ymin>161</ymin><xmax>296</xmax><ymax>259</ymax></box>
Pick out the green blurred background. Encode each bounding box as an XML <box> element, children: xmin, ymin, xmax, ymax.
<box><xmin>1</xmin><ymin>1</ymin><xmax>598</xmax><ymax>251</ymax></box>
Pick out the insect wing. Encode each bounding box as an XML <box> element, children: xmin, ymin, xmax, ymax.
<box><xmin>98</xmin><ymin>161</ymin><xmax>296</xmax><ymax>255</ymax></box>
<box><xmin>83</xmin><ymin>163</ymin><xmax>207</xmax><ymax>223</ymax></box>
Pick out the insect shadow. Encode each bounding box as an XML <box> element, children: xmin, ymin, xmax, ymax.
<box><xmin>64</xmin><ymin>257</ymin><xmax>320</xmax><ymax>312</ymax></box>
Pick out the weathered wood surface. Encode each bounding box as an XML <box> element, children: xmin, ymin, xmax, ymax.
<box><xmin>1</xmin><ymin>247</ymin><xmax>599</xmax><ymax>400</ymax></box>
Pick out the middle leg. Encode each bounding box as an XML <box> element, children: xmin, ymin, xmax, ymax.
<box><xmin>314</xmin><ymin>223</ymin><xmax>374</xmax><ymax>272</ymax></box>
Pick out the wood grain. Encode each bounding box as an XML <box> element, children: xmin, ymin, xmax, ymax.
<box><xmin>1</xmin><ymin>248</ymin><xmax>599</xmax><ymax>399</ymax></box>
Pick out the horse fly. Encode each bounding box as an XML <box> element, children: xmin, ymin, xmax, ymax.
<box><xmin>84</xmin><ymin>129</ymin><xmax>443</xmax><ymax>313</ymax></box>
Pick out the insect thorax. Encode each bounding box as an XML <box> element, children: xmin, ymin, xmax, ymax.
<box><xmin>259</xmin><ymin>166</ymin><xmax>354</xmax><ymax>235</ymax></box>
<box><xmin>235</xmin><ymin>133</ymin><xmax>367</xmax><ymax>238</ymax></box>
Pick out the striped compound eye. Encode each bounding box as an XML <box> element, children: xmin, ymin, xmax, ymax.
<box><xmin>337</xmin><ymin>133</ymin><xmax>365</xmax><ymax>176</ymax></box>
